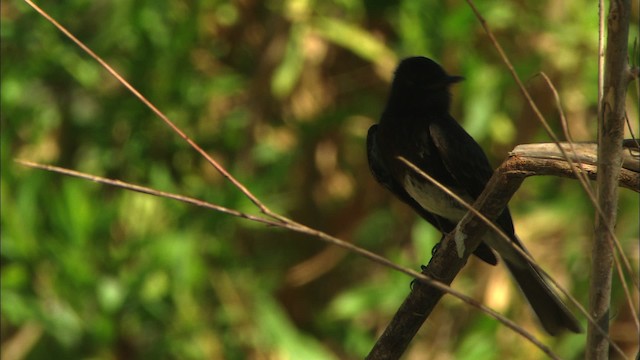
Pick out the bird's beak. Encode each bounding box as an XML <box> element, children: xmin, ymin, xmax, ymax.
<box><xmin>447</xmin><ymin>75</ymin><xmax>465</xmax><ymax>84</ymax></box>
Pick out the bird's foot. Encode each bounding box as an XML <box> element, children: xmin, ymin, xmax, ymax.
<box><xmin>410</xmin><ymin>265</ymin><xmax>429</xmax><ymax>290</ymax></box>
<box><xmin>431</xmin><ymin>241</ymin><xmax>441</xmax><ymax>256</ymax></box>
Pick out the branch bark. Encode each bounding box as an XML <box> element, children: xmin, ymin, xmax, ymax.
<box><xmin>366</xmin><ymin>142</ymin><xmax>638</xmax><ymax>360</ymax></box>
<box><xmin>587</xmin><ymin>0</ymin><xmax>632</xmax><ymax>358</ymax></box>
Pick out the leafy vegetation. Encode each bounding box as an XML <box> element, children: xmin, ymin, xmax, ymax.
<box><xmin>2</xmin><ymin>0</ymin><xmax>638</xmax><ymax>359</ymax></box>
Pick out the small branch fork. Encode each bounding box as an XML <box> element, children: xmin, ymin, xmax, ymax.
<box><xmin>19</xmin><ymin>141</ymin><xmax>638</xmax><ymax>360</ymax></box>
<box><xmin>365</xmin><ymin>143</ymin><xmax>638</xmax><ymax>360</ymax></box>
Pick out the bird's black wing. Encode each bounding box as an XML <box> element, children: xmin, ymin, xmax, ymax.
<box><xmin>428</xmin><ymin>117</ymin><xmax>495</xmax><ymax>199</ymax></box>
<box><xmin>429</xmin><ymin>118</ymin><xmax>581</xmax><ymax>334</ymax></box>
<box><xmin>428</xmin><ymin>118</ymin><xmax>519</xmax><ymax>233</ymax></box>
<box><xmin>367</xmin><ymin>123</ymin><xmax>498</xmax><ymax>265</ymax></box>
<box><xmin>367</xmin><ymin>124</ymin><xmax>442</xmax><ymax>228</ymax></box>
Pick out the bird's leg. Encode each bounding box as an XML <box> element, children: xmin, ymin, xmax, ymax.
<box><xmin>431</xmin><ymin>233</ymin><xmax>447</xmax><ymax>256</ymax></box>
<box><xmin>411</xmin><ymin>233</ymin><xmax>447</xmax><ymax>289</ymax></box>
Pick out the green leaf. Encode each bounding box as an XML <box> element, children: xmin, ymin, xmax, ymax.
<box><xmin>272</xmin><ymin>25</ymin><xmax>306</xmax><ymax>98</ymax></box>
<box><xmin>312</xmin><ymin>17</ymin><xmax>396</xmax><ymax>65</ymax></box>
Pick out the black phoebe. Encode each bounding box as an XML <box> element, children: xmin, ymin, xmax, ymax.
<box><xmin>367</xmin><ymin>56</ymin><xmax>581</xmax><ymax>335</ymax></box>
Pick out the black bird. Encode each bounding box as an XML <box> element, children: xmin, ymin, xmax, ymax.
<box><xmin>367</xmin><ymin>56</ymin><xmax>581</xmax><ymax>335</ymax></box>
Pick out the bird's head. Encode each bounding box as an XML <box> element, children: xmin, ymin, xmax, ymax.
<box><xmin>393</xmin><ymin>56</ymin><xmax>464</xmax><ymax>92</ymax></box>
<box><xmin>388</xmin><ymin>56</ymin><xmax>463</xmax><ymax>114</ymax></box>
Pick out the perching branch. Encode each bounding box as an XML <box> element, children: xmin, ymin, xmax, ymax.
<box><xmin>511</xmin><ymin>142</ymin><xmax>639</xmax><ymax>191</ymax></box>
<box><xmin>17</xmin><ymin>155</ymin><xmax>570</xmax><ymax>359</ymax></box>
<box><xmin>366</xmin><ymin>142</ymin><xmax>637</xmax><ymax>360</ymax></box>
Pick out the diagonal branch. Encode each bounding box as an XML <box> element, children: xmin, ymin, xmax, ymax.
<box><xmin>366</xmin><ymin>142</ymin><xmax>636</xmax><ymax>360</ymax></box>
<box><xmin>15</xmin><ymin>157</ymin><xmax>557</xmax><ymax>355</ymax></box>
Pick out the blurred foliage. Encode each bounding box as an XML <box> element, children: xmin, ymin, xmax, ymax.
<box><xmin>2</xmin><ymin>0</ymin><xmax>639</xmax><ymax>359</ymax></box>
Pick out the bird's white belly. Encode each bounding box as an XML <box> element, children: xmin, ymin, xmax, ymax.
<box><xmin>404</xmin><ymin>175</ymin><xmax>526</xmax><ymax>265</ymax></box>
<box><xmin>403</xmin><ymin>175</ymin><xmax>470</xmax><ymax>221</ymax></box>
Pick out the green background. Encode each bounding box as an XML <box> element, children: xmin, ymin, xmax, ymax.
<box><xmin>2</xmin><ymin>0</ymin><xmax>638</xmax><ymax>359</ymax></box>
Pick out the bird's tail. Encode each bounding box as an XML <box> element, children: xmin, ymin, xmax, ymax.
<box><xmin>506</xmin><ymin>261</ymin><xmax>582</xmax><ymax>335</ymax></box>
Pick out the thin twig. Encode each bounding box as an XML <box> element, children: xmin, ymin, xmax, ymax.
<box><xmin>588</xmin><ymin>0</ymin><xmax>632</xmax><ymax>356</ymax></box>
<box><xmin>464</xmin><ymin>0</ymin><xmax>624</xmax><ymax>249</ymax></box>
<box><xmin>535</xmin><ymin>73</ymin><xmax>576</xmax><ymax>143</ymax></box>
<box><xmin>369</xmin><ymin>154</ymin><xmax>587</xmax><ymax>359</ymax></box>
<box><xmin>398</xmin><ymin>157</ymin><xmax>533</xmax><ymax>266</ymax></box>
<box><xmin>14</xmin><ymin>160</ymin><xmax>280</xmax><ymax>227</ymax></box>
<box><xmin>14</xmin><ymin>158</ymin><xmax>554</xmax><ymax>355</ymax></box>
<box><xmin>369</xmin><ymin>142</ymin><xmax>635</xmax><ymax>358</ymax></box>
<box><xmin>399</xmin><ymin>155</ymin><xmax>625</xmax><ymax>357</ymax></box>
<box><xmin>22</xmin><ymin>0</ymin><xmax>275</xmax><ymax>219</ymax></box>
<box><xmin>598</xmin><ymin>0</ymin><xmax>606</xmax><ymax>118</ymax></box>
<box><xmin>537</xmin><ymin>73</ymin><xmax>639</xmax><ymax>298</ymax></box>
<box><xmin>464</xmin><ymin>2</ymin><xmax>637</xmax><ymax>352</ymax></box>
<box><xmin>613</xmin><ymin>250</ymin><xmax>640</xmax><ymax>333</ymax></box>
